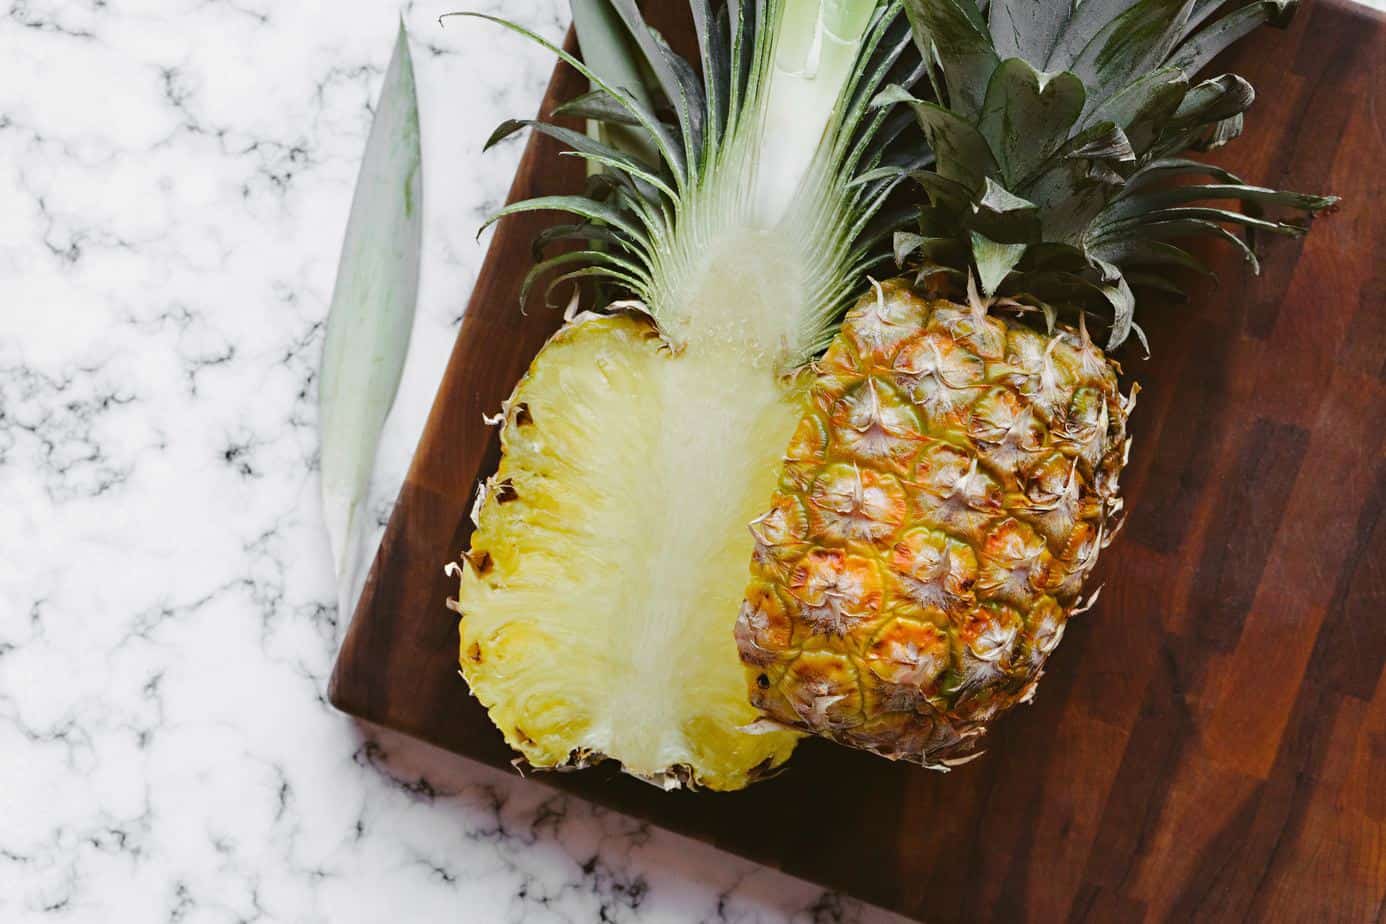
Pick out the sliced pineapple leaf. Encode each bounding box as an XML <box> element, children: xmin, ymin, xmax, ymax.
<box><xmin>479</xmin><ymin>194</ymin><xmax>651</xmax><ymax>247</ymax></box>
<box><xmin>319</xmin><ymin>22</ymin><xmax>421</xmax><ymax>612</ymax></box>
<box><xmin>552</xmin><ymin>89</ymin><xmax>646</xmax><ymax>126</ymax></box>
<box><xmin>971</xmin><ymin>230</ymin><xmax>1028</xmax><ymax>296</ymax></box>
<box><xmin>569</xmin><ymin>0</ymin><xmax>664</xmax><ymax>171</ymax></box>
<box><xmin>903</xmin><ymin>0</ymin><xmax>1000</xmax><ymax>119</ymax></box>
<box><xmin>604</xmin><ymin>0</ymin><xmax>704</xmax><ymax>162</ymax></box>
<box><xmin>531</xmin><ymin>222</ymin><xmax>631</xmax><ymax>260</ymax></box>
<box><xmin>570</xmin><ymin>0</ymin><xmax>654</xmax><ymax>109</ymax></box>
<box><xmin>485</xmin><ymin>119</ymin><xmax>673</xmax><ymax>198</ymax></box>
<box><xmin>839</xmin><ymin>10</ymin><xmax>921</xmax><ymax>170</ymax></box>
<box><xmin>560</xmin><ymin>150</ymin><xmax>672</xmax><ymax>207</ymax></box>
<box><xmin>449</xmin><ymin>12</ymin><xmax>687</xmax><ymax>184</ymax></box>
<box><xmin>540</xmin><ymin>264</ymin><xmax>650</xmax><ymax>307</ymax></box>
<box><xmin>689</xmin><ymin>0</ymin><xmax>729</xmax><ymax>149</ymax></box>
<box><xmin>977</xmin><ymin>58</ymin><xmax>1085</xmax><ymax>186</ymax></box>
<box><xmin>520</xmin><ymin>249</ymin><xmax>653</xmax><ymax>307</ymax></box>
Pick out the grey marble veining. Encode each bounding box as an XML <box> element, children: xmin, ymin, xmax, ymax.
<box><xmin>0</xmin><ymin>2</ymin><xmax>908</xmax><ymax>921</ymax></box>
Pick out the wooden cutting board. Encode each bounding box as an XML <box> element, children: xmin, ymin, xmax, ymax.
<box><xmin>330</xmin><ymin>3</ymin><xmax>1385</xmax><ymax>920</ymax></box>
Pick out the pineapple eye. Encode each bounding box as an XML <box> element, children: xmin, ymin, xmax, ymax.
<box><xmin>467</xmin><ymin>642</ymin><xmax>483</xmax><ymax>663</ymax></box>
<box><xmin>512</xmin><ymin>403</ymin><xmax>532</xmax><ymax>427</ymax></box>
<box><xmin>493</xmin><ymin>479</ymin><xmax>519</xmax><ymax>504</ymax></box>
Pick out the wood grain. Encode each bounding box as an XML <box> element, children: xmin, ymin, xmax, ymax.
<box><xmin>329</xmin><ymin>4</ymin><xmax>1386</xmax><ymax>920</ymax></box>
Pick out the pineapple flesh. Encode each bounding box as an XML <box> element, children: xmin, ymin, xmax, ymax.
<box><xmin>455</xmin><ymin>314</ymin><xmax>803</xmax><ymax>789</ymax></box>
<box><xmin>737</xmin><ymin>279</ymin><xmax>1130</xmax><ymax>767</ymax></box>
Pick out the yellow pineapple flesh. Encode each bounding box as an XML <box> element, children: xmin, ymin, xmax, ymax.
<box><xmin>451</xmin><ymin>313</ymin><xmax>802</xmax><ymax>790</ymax></box>
<box><xmin>737</xmin><ymin>279</ymin><xmax>1134</xmax><ymax>767</ymax></box>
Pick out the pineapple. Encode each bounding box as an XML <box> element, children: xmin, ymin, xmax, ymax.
<box><xmin>447</xmin><ymin>0</ymin><xmax>927</xmax><ymax>790</ymax></box>
<box><xmin>737</xmin><ymin>0</ymin><xmax>1335</xmax><ymax>767</ymax></box>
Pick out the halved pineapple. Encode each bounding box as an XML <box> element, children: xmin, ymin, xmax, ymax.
<box><xmin>445</xmin><ymin>0</ymin><xmax>912</xmax><ymax>788</ymax></box>
<box><xmin>452</xmin><ymin>314</ymin><xmax>803</xmax><ymax>788</ymax></box>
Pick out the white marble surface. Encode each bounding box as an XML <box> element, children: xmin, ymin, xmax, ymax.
<box><xmin>0</xmin><ymin>2</ymin><xmax>913</xmax><ymax>922</ymax></box>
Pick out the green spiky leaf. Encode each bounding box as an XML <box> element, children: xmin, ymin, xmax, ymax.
<box><xmin>978</xmin><ymin>58</ymin><xmax>1086</xmax><ymax>185</ymax></box>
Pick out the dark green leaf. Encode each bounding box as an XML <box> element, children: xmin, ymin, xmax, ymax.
<box><xmin>903</xmin><ymin>0</ymin><xmax>999</xmax><ymax>118</ymax></box>
<box><xmin>1043</xmin><ymin>0</ymin><xmax>1131</xmax><ymax>70</ymax></box>
<box><xmin>571</xmin><ymin>0</ymin><xmax>655</xmax><ymax>108</ymax></box>
<box><xmin>1103</xmin><ymin>182</ymin><xmax>1336</xmax><ymax>223</ymax></box>
<box><xmin>971</xmin><ymin>231</ymin><xmax>1028</xmax><ymax>295</ymax></box>
<box><xmin>907</xmin><ymin>168</ymin><xmax>978</xmax><ymax>210</ymax></box>
<box><xmin>1069</xmin><ymin>0</ymin><xmax>1193</xmax><ymax>102</ymax></box>
<box><xmin>479</xmin><ymin>195</ymin><xmax>650</xmax><ymax>246</ymax></box>
<box><xmin>530</xmin><ymin>222</ymin><xmax>631</xmax><ymax>260</ymax></box>
<box><xmin>450</xmin><ymin>12</ymin><xmax>687</xmax><ymax>181</ymax></box>
<box><xmin>1091</xmin><ymin>216</ymin><xmax>1261</xmax><ymax>270</ymax></box>
<box><xmin>605</xmin><ymin>0</ymin><xmax>704</xmax><ymax>154</ymax></box>
<box><xmin>520</xmin><ymin>248</ymin><xmax>651</xmax><ymax>307</ymax></box>
<box><xmin>883</xmin><ymin>86</ymin><xmax>998</xmax><ymax>190</ymax></box>
<box><xmin>1087</xmin><ymin>238</ymin><xmax>1212</xmax><ymax>275</ymax></box>
<box><xmin>978</xmin><ymin>58</ymin><xmax>1085</xmax><ymax>185</ymax></box>
<box><xmin>552</xmin><ymin>90</ymin><xmax>646</xmax><ymax>126</ymax></box>
<box><xmin>989</xmin><ymin>0</ymin><xmax>1072</xmax><ymax>65</ymax></box>
<box><xmin>1169</xmin><ymin>0</ymin><xmax>1298</xmax><ymax>75</ymax></box>
<box><xmin>1125</xmin><ymin>271</ymin><xmax>1189</xmax><ymax>297</ymax></box>
<box><xmin>1087</xmin><ymin>66</ymin><xmax>1187</xmax><ymax>153</ymax></box>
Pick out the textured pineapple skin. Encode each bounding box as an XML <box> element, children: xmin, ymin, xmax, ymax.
<box><xmin>736</xmin><ymin>279</ymin><xmax>1134</xmax><ymax>768</ymax></box>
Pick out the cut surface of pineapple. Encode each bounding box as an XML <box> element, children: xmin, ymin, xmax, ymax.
<box><xmin>453</xmin><ymin>314</ymin><xmax>803</xmax><ymax>790</ymax></box>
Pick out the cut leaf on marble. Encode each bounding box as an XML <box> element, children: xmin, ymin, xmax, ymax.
<box><xmin>319</xmin><ymin>21</ymin><xmax>422</xmax><ymax>616</ymax></box>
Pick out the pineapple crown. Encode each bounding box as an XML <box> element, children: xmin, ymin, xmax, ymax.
<box><xmin>886</xmin><ymin>0</ymin><xmax>1337</xmax><ymax>350</ymax></box>
<box><xmin>460</xmin><ymin>1</ymin><xmax>932</xmax><ymax>364</ymax></box>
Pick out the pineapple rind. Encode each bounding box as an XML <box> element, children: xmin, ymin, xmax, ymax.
<box><xmin>738</xmin><ymin>279</ymin><xmax>1132</xmax><ymax>768</ymax></box>
<box><xmin>454</xmin><ymin>313</ymin><xmax>803</xmax><ymax>791</ymax></box>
